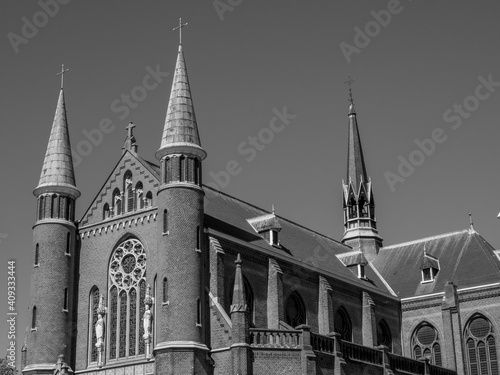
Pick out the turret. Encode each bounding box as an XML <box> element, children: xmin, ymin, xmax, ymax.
<box><xmin>153</xmin><ymin>23</ymin><xmax>209</xmax><ymax>374</ymax></box>
<box><xmin>24</xmin><ymin>69</ymin><xmax>79</xmax><ymax>375</ymax></box>
<box><xmin>341</xmin><ymin>78</ymin><xmax>382</xmax><ymax>261</ymax></box>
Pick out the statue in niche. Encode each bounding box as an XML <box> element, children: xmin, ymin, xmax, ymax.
<box><xmin>95</xmin><ymin>313</ymin><xmax>104</xmax><ymax>347</ymax></box>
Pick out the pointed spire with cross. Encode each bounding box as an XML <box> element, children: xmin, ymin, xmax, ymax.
<box><xmin>173</xmin><ymin>17</ymin><xmax>188</xmax><ymax>45</ymax></box>
<box><xmin>57</xmin><ymin>64</ymin><xmax>69</xmax><ymax>89</ymax></box>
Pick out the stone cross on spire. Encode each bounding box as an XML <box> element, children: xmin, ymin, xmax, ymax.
<box><xmin>344</xmin><ymin>75</ymin><xmax>355</xmax><ymax>105</ymax></box>
<box><xmin>57</xmin><ymin>64</ymin><xmax>69</xmax><ymax>89</ymax></box>
<box><xmin>123</xmin><ymin>122</ymin><xmax>138</xmax><ymax>154</ymax></box>
<box><xmin>173</xmin><ymin>18</ymin><xmax>188</xmax><ymax>45</ymax></box>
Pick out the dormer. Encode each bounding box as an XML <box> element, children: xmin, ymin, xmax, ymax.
<box><xmin>247</xmin><ymin>212</ymin><xmax>282</xmax><ymax>247</ymax></box>
<box><xmin>337</xmin><ymin>251</ymin><xmax>368</xmax><ymax>279</ymax></box>
<box><xmin>420</xmin><ymin>251</ymin><xmax>440</xmax><ymax>283</ymax></box>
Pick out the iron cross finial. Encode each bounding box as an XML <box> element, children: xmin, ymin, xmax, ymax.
<box><xmin>57</xmin><ymin>64</ymin><xmax>69</xmax><ymax>89</ymax></box>
<box><xmin>173</xmin><ymin>18</ymin><xmax>188</xmax><ymax>45</ymax></box>
<box><xmin>344</xmin><ymin>74</ymin><xmax>355</xmax><ymax>104</ymax></box>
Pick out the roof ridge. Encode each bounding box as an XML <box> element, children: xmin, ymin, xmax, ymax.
<box><xmin>203</xmin><ymin>185</ymin><xmax>347</xmax><ymax>247</ymax></box>
<box><xmin>382</xmin><ymin>229</ymin><xmax>470</xmax><ymax>249</ymax></box>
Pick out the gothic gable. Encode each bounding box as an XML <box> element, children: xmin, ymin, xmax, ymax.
<box><xmin>79</xmin><ymin>151</ymin><xmax>160</xmax><ymax>227</ymax></box>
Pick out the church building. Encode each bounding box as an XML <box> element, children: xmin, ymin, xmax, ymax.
<box><xmin>21</xmin><ymin>34</ymin><xmax>500</xmax><ymax>375</ymax></box>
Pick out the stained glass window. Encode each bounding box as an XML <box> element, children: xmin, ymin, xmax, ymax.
<box><xmin>90</xmin><ymin>288</ymin><xmax>99</xmax><ymax>362</ymax></box>
<box><xmin>139</xmin><ymin>280</ymin><xmax>146</xmax><ymax>355</ymax></box>
<box><xmin>377</xmin><ymin>320</ymin><xmax>392</xmax><ymax>351</ymax></box>
<box><xmin>411</xmin><ymin>323</ymin><xmax>442</xmax><ymax>366</ymax></box>
<box><xmin>285</xmin><ymin>292</ymin><xmax>306</xmax><ymax>328</ymax></box>
<box><xmin>109</xmin><ymin>287</ymin><xmax>117</xmax><ymax>359</ymax></box>
<box><xmin>334</xmin><ymin>307</ymin><xmax>352</xmax><ymax>342</ymax></box>
<box><xmin>119</xmin><ymin>291</ymin><xmax>127</xmax><ymax>358</ymax></box>
<box><xmin>129</xmin><ymin>289</ymin><xmax>136</xmax><ymax>356</ymax></box>
<box><xmin>464</xmin><ymin>315</ymin><xmax>498</xmax><ymax>375</ymax></box>
<box><xmin>108</xmin><ymin>238</ymin><xmax>147</xmax><ymax>361</ymax></box>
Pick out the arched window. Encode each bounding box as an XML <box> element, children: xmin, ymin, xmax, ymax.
<box><xmin>124</xmin><ymin>171</ymin><xmax>133</xmax><ymax>213</ymax></box>
<box><xmin>163</xmin><ymin>277</ymin><xmax>168</xmax><ymax>303</ymax></box>
<box><xmin>197</xmin><ymin>298</ymin><xmax>202</xmax><ymax>326</ymax></box>
<box><xmin>38</xmin><ymin>196</ymin><xmax>44</xmax><ymax>220</ymax></box>
<box><xmin>63</xmin><ymin>288</ymin><xmax>68</xmax><ymax>310</ymax></box>
<box><xmin>196</xmin><ymin>226</ymin><xmax>200</xmax><ymax>250</ymax></box>
<box><xmin>103</xmin><ymin>203</ymin><xmax>110</xmax><ymax>220</ymax></box>
<box><xmin>32</xmin><ymin>306</ymin><xmax>37</xmax><ymax>329</ymax></box>
<box><xmin>89</xmin><ymin>287</ymin><xmax>100</xmax><ymax>363</ymax></box>
<box><xmin>411</xmin><ymin>322</ymin><xmax>442</xmax><ymax>366</ymax></box>
<box><xmin>194</xmin><ymin>159</ymin><xmax>200</xmax><ymax>185</ymax></box>
<box><xmin>334</xmin><ymin>307</ymin><xmax>352</xmax><ymax>342</ymax></box>
<box><xmin>66</xmin><ymin>233</ymin><xmax>71</xmax><ymax>254</ymax></box>
<box><xmin>285</xmin><ymin>292</ymin><xmax>306</xmax><ymax>328</ymax></box>
<box><xmin>135</xmin><ymin>182</ymin><xmax>143</xmax><ymax>210</ymax></box>
<box><xmin>163</xmin><ymin>210</ymin><xmax>168</xmax><ymax>234</ymax></box>
<box><xmin>165</xmin><ymin>157</ymin><xmax>172</xmax><ymax>183</ymax></box>
<box><xmin>51</xmin><ymin>194</ymin><xmax>57</xmax><ymax>218</ymax></box>
<box><xmin>145</xmin><ymin>191</ymin><xmax>153</xmax><ymax>207</ymax></box>
<box><xmin>377</xmin><ymin>320</ymin><xmax>392</xmax><ymax>351</ymax></box>
<box><xmin>113</xmin><ymin>189</ymin><xmax>121</xmax><ymax>216</ymax></box>
<box><xmin>108</xmin><ymin>238</ymin><xmax>147</xmax><ymax>360</ymax></box>
<box><xmin>180</xmin><ymin>156</ymin><xmax>186</xmax><ymax>182</ymax></box>
<box><xmin>464</xmin><ymin>315</ymin><xmax>498</xmax><ymax>375</ymax></box>
<box><xmin>35</xmin><ymin>244</ymin><xmax>39</xmax><ymax>266</ymax></box>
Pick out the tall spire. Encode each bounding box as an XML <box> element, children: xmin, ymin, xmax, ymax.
<box><xmin>34</xmin><ymin>87</ymin><xmax>80</xmax><ymax>198</ymax></box>
<box><xmin>345</xmin><ymin>76</ymin><xmax>368</xmax><ymax>192</ymax></box>
<box><xmin>156</xmin><ymin>43</ymin><xmax>206</xmax><ymax>161</ymax></box>
<box><xmin>341</xmin><ymin>77</ymin><xmax>382</xmax><ymax>260</ymax></box>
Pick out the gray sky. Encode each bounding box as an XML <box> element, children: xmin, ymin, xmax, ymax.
<box><xmin>1</xmin><ymin>0</ymin><xmax>500</xmax><ymax>364</ymax></box>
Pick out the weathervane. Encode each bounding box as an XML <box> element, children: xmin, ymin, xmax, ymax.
<box><xmin>344</xmin><ymin>74</ymin><xmax>355</xmax><ymax>105</ymax></box>
<box><xmin>173</xmin><ymin>18</ymin><xmax>188</xmax><ymax>45</ymax></box>
<box><xmin>57</xmin><ymin>64</ymin><xmax>69</xmax><ymax>89</ymax></box>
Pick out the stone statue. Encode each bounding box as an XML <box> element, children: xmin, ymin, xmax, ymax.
<box><xmin>143</xmin><ymin>306</ymin><xmax>152</xmax><ymax>339</ymax></box>
<box><xmin>95</xmin><ymin>314</ymin><xmax>104</xmax><ymax>347</ymax></box>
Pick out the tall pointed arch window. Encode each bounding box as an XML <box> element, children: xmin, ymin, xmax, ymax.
<box><xmin>145</xmin><ymin>191</ymin><xmax>153</xmax><ymax>208</ymax></box>
<box><xmin>135</xmin><ymin>182</ymin><xmax>144</xmax><ymax>210</ymax></box>
<box><xmin>124</xmin><ymin>171</ymin><xmax>133</xmax><ymax>213</ymax></box>
<box><xmin>89</xmin><ymin>287</ymin><xmax>100</xmax><ymax>363</ymax></box>
<box><xmin>334</xmin><ymin>307</ymin><xmax>352</xmax><ymax>342</ymax></box>
<box><xmin>34</xmin><ymin>244</ymin><xmax>39</xmax><ymax>266</ymax></box>
<box><xmin>38</xmin><ymin>196</ymin><xmax>44</xmax><ymax>220</ymax></box>
<box><xmin>113</xmin><ymin>189</ymin><xmax>121</xmax><ymax>216</ymax></box>
<box><xmin>285</xmin><ymin>292</ymin><xmax>306</xmax><ymax>328</ymax></box>
<box><xmin>108</xmin><ymin>238</ymin><xmax>147</xmax><ymax>360</ymax></box>
<box><xmin>411</xmin><ymin>322</ymin><xmax>442</xmax><ymax>366</ymax></box>
<box><xmin>377</xmin><ymin>319</ymin><xmax>392</xmax><ymax>351</ymax></box>
<box><xmin>464</xmin><ymin>315</ymin><xmax>498</xmax><ymax>375</ymax></box>
<box><xmin>31</xmin><ymin>306</ymin><xmax>37</xmax><ymax>329</ymax></box>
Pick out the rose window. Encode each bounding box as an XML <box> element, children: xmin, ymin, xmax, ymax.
<box><xmin>109</xmin><ymin>238</ymin><xmax>146</xmax><ymax>290</ymax></box>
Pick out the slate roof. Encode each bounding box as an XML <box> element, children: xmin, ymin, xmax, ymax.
<box><xmin>158</xmin><ymin>45</ymin><xmax>203</xmax><ymax>156</ymax></box>
<box><xmin>371</xmin><ymin>229</ymin><xmax>500</xmax><ymax>298</ymax></box>
<box><xmin>203</xmin><ymin>186</ymin><xmax>396</xmax><ymax>297</ymax></box>
<box><xmin>35</xmin><ymin>89</ymin><xmax>79</xmax><ymax>197</ymax></box>
<box><xmin>345</xmin><ymin>103</ymin><xmax>368</xmax><ymax>194</ymax></box>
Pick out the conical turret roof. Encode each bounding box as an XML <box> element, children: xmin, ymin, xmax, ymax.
<box><xmin>157</xmin><ymin>45</ymin><xmax>205</xmax><ymax>160</ymax></box>
<box><xmin>34</xmin><ymin>89</ymin><xmax>80</xmax><ymax>198</ymax></box>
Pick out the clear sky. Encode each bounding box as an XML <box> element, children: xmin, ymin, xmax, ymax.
<box><xmin>1</xmin><ymin>0</ymin><xmax>500</xmax><ymax>366</ymax></box>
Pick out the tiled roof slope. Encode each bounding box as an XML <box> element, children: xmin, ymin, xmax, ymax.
<box><xmin>371</xmin><ymin>229</ymin><xmax>500</xmax><ymax>298</ymax></box>
<box><xmin>159</xmin><ymin>45</ymin><xmax>201</xmax><ymax>150</ymax></box>
<box><xmin>203</xmin><ymin>186</ymin><xmax>395</xmax><ymax>297</ymax></box>
<box><xmin>111</xmin><ymin>159</ymin><xmax>394</xmax><ymax>296</ymax></box>
<box><xmin>36</xmin><ymin>89</ymin><xmax>78</xmax><ymax>194</ymax></box>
